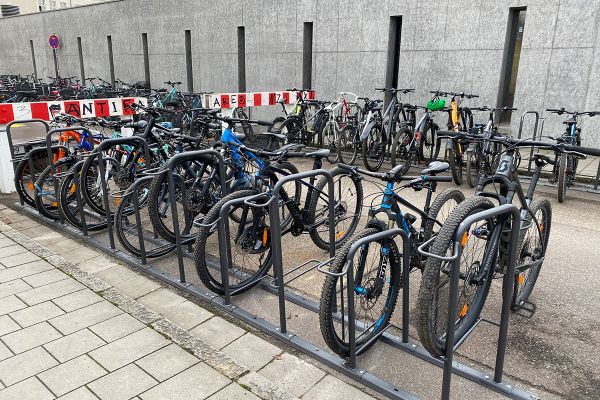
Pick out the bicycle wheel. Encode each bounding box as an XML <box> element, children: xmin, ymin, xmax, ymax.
<box><xmin>423</xmin><ymin>122</ymin><xmax>440</xmax><ymax>162</ymax></box>
<box><xmin>337</xmin><ymin>124</ymin><xmax>358</xmax><ymax>165</ymax></box>
<box><xmin>417</xmin><ymin>196</ymin><xmax>497</xmax><ymax>357</ymax></box>
<box><xmin>193</xmin><ymin>189</ymin><xmax>273</xmax><ymax>295</ymax></box>
<box><xmin>322</xmin><ymin>120</ymin><xmax>339</xmax><ymax>164</ymax></box>
<box><xmin>14</xmin><ymin>152</ymin><xmax>52</xmax><ymax>208</ymax></box>
<box><xmin>57</xmin><ymin>168</ymin><xmax>107</xmax><ymax>231</ymax></box>
<box><xmin>319</xmin><ymin>227</ymin><xmax>401</xmax><ymax>357</ymax></box>
<box><xmin>34</xmin><ymin>159</ymin><xmax>75</xmax><ymax>220</ymax></box>
<box><xmin>115</xmin><ymin>181</ymin><xmax>175</xmax><ymax>258</ymax></box>
<box><xmin>422</xmin><ymin>188</ymin><xmax>465</xmax><ymax>242</ymax></box>
<box><xmin>361</xmin><ymin>124</ymin><xmax>385</xmax><ymax>172</ymax></box>
<box><xmin>511</xmin><ymin>198</ymin><xmax>552</xmax><ymax>308</ymax></box>
<box><xmin>279</xmin><ymin>118</ymin><xmax>302</xmax><ymax>144</ymax></box>
<box><xmin>557</xmin><ymin>152</ymin><xmax>568</xmax><ymax>203</ymax></box>
<box><xmin>447</xmin><ymin>141</ymin><xmax>463</xmax><ymax>185</ymax></box>
<box><xmin>390</xmin><ymin>126</ymin><xmax>413</xmax><ymax>174</ymax></box>
<box><xmin>307</xmin><ymin>167</ymin><xmax>363</xmax><ymax>250</ymax></box>
<box><xmin>465</xmin><ymin>150</ymin><xmax>481</xmax><ymax>188</ymax></box>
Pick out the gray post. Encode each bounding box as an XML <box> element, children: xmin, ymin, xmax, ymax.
<box><xmin>77</xmin><ymin>37</ymin><xmax>85</xmax><ymax>83</ymax></box>
<box><xmin>237</xmin><ymin>27</ymin><xmax>246</xmax><ymax>92</ymax></box>
<box><xmin>142</xmin><ymin>33</ymin><xmax>150</xmax><ymax>88</ymax></box>
<box><xmin>107</xmin><ymin>35</ymin><xmax>115</xmax><ymax>86</ymax></box>
<box><xmin>185</xmin><ymin>30</ymin><xmax>193</xmax><ymax>92</ymax></box>
<box><xmin>30</xmin><ymin>40</ymin><xmax>38</xmax><ymax>80</ymax></box>
<box><xmin>302</xmin><ymin>22</ymin><xmax>313</xmax><ymax>89</ymax></box>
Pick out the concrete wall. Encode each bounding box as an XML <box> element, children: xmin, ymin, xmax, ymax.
<box><xmin>1</xmin><ymin>0</ymin><xmax>600</xmax><ymax>145</ymax></box>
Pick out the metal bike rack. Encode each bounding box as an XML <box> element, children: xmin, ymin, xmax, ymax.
<box><xmin>517</xmin><ymin>111</ymin><xmax>542</xmax><ymax>173</ymax></box>
<box><xmin>13</xmin><ymin>153</ymin><xmax>536</xmax><ymax>400</ymax></box>
<box><xmin>86</xmin><ymin>136</ymin><xmax>152</xmax><ymax>249</ymax></box>
<box><xmin>5</xmin><ymin>119</ymin><xmax>50</xmax><ymax>206</ymax></box>
<box><xmin>418</xmin><ymin>203</ymin><xmax>521</xmax><ymax>400</ymax></box>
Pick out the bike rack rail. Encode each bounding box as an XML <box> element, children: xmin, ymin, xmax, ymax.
<box><xmin>517</xmin><ymin>111</ymin><xmax>542</xmax><ymax>173</ymax></box>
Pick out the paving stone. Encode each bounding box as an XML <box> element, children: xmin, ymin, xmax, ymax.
<box><xmin>57</xmin><ymin>386</ymin><xmax>98</xmax><ymax>400</ymax></box>
<box><xmin>136</xmin><ymin>344</ymin><xmax>199</xmax><ymax>382</ymax></box>
<box><xmin>0</xmin><ymin>347</ymin><xmax>58</xmax><ymax>386</ymax></box>
<box><xmin>38</xmin><ymin>354</ymin><xmax>107</xmax><ymax>396</ymax></box>
<box><xmin>76</xmin><ymin>255</ymin><xmax>118</xmax><ymax>274</ymax></box>
<box><xmin>258</xmin><ymin>353</ymin><xmax>326</xmax><ymax>398</ymax></box>
<box><xmin>162</xmin><ymin>300</ymin><xmax>213</xmax><ymax>330</ymax></box>
<box><xmin>0</xmin><ymin>238</ymin><xmax>15</xmax><ymax>249</ymax></box>
<box><xmin>58</xmin><ymin>248</ymin><xmax>101</xmax><ymax>264</ymax></box>
<box><xmin>112</xmin><ymin>275</ymin><xmax>160</xmax><ymax>299</ymax></box>
<box><xmin>44</xmin><ymin>238</ymin><xmax>80</xmax><ymax>253</ymax></box>
<box><xmin>95</xmin><ymin>265</ymin><xmax>140</xmax><ymax>285</ymax></box>
<box><xmin>0</xmin><ymin>260</ymin><xmax>54</xmax><ymax>283</ymax></box>
<box><xmin>0</xmin><ymin>244</ymin><xmax>29</xmax><ymax>258</ymax></box>
<box><xmin>89</xmin><ymin>327</ymin><xmax>170</xmax><ymax>371</ymax></box>
<box><xmin>0</xmin><ymin>252</ymin><xmax>40</xmax><ymax>268</ymax></box>
<box><xmin>223</xmin><ymin>333</ymin><xmax>282</xmax><ymax>371</ymax></box>
<box><xmin>88</xmin><ymin>363</ymin><xmax>157</xmax><ymax>400</ymax></box>
<box><xmin>10</xmin><ymin>301</ymin><xmax>64</xmax><ymax>327</ymax></box>
<box><xmin>151</xmin><ymin>318</ymin><xmax>247</xmax><ymax>380</ymax></box>
<box><xmin>2</xmin><ymin>321</ymin><xmax>62</xmax><ymax>354</ymax></box>
<box><xmin>17</xmin><ymin>278</ymin><xmax>83</xmax><ymax>305</ymax></box>
<box><xmin>43</xmin><ymin>328</ymin><xmax>106</xmax><ymax>362</ymax></box>
<box><xmin>0</xmin><ymin>377</ymin><xmax>55</xmax><ymax>400</ymax></box>
<box><xmin>48</xmin><ymin>300</ymin><xmax>122</xmax><ymax>335</ymax></box>
<box><xmin>137</xmin><ymin>288</ymin><xmax>186</xmax><ymax>315</ymax></box>
<box><xmin>190</xmin><ymin>316</ymin><xmax>245</xmax><ymax>349</ymax></box>
<box><xmin>9</xmin><ymin>219</ymin><xmax>40</xmax><ymax>230</ymax></box>
<box><xmin>0</xmin><ymin>295</ymin><xmax>27</xmax><ymax>315</ymax></box>
<box><xmin>208</xmin><ymin>383</ymin><xmax>261</xmax><ymax>400</ymax></box>
<box><xmin>0</xmin><ymin>341</ymin><xmax>13</xmax><ymax>362</ymax></box>
<box><xmin>140</xmin><ymin>363</ymin><xmax>230</xmax><ymax>400</ymax></box>
<box><xmin>0</xmin><ymin>315</ymin><xmax>21</xmax><ymax>335</ymax></box>
<box><xmin>52</xmin><ymin>289</ymin><xmax>103</xmax><ymax>312</ymax></box>
<box><xmin>89</xmin><ymin>313</ymin><xmax>145</xmax><ymax>342</ymax></box>
<box><xmin>22</xmin><ymin>269</ymin><xmax>68</xmax><ymax>287</ymax></box>
<box><xmin>301</xmin><ymin>374</ymin><xmax>374</xmax><ymax>400</ymax></box>
<box><xmin>237</xmin><ymin>371</ymin><xmax>298</xmax><ymax>400</ymax></box>
<box><xmin>0</xmin><ymin>279</ymin><xmax>32</xmax><ymax>299</ymax></box>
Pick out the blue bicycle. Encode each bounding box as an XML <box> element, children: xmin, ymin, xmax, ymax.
<box><xmin>318</xmin><ymin>161</ymin><xmax>464</xmax><ymax>356</ymax></box>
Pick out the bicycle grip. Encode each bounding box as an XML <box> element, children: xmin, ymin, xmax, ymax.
<box><xmin>425</xmin><ymin>175</ymin><xmax>453</xmax><ymax>183</ymax></box>
<box><xmin>564</xmin><ymin>144</ymin><xmax>600</xmax><ymax>157</ymax></box>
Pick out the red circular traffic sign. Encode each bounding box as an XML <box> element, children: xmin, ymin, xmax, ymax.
<box><xmin>48</xmin><ymin>34</ymin><xmax>60</xmax><ymax>49</ymax></box>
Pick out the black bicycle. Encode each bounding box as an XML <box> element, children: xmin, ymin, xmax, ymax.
<box><xmin>416</xmin><ymin>130</ymin><xmax>600</xmax><ymax>357</ymax></box>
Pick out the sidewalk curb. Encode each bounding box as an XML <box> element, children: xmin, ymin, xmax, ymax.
<box><xmin>0</xmin><ymin>220</ymin><xmax>299</xmax><ymax>400</ymax></box>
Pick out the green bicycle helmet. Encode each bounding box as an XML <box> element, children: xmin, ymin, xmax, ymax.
<box><xmin>427</xmin><ymin>98</ymin><xmax>446</xmax><ymax>111</ymax></box>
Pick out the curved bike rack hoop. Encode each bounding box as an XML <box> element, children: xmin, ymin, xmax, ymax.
<box><xmin>164</xmin><ymin>149</ymin><xmax>229</xmax><ymax>284</ymax></box>
<box><xmin>81</xmin><ymin>136</ymin><xmax>152</xmax><ymax>249</ymax></box>
<box><xmin>419</xmin><ymin>203</ymin><xmax>521</xmax><ymax>400</ymax></box>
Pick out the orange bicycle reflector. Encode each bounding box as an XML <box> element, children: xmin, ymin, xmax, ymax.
<box><xmin>460</xmin><ymin>232</ymin><xmax>469</xmax><ymax>247</ymax></box>
<box><xmin>459</xmin><ymin>304</ymin><xmax>469</xmax><ymax>318</ymax></box>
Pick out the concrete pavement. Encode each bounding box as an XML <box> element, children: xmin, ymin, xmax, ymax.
<box><xmin>0</xmin><ymin>204</ymin><xmax>376</xmax><ymax>400</ymax></box>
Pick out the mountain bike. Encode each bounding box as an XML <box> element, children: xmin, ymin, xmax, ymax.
<box><xmin>546</xmin><ymin>108</ymin><xmax>598</xmax><ymax>202</ymax></box>
<box><xmin>318</xmin><ymin>161</ymin><xmax>464</xmax><ymax>356</ymax></box>
<box><xmin>464</xmin><ymin>106</ymin><xmax>516</xmax><ymax>188</ymax></box>
<box><xmin>319</xmin><ymin>92</ymin><xmax>360</xmax><ymax>164</ymax></box>
<box><xmin>439</xmin><ymin>92</ymin><xmax>478</xmax><ymax>185</ymax></box>
<box><xmin>193</xmin><ymin>144</ymin><xmax>364</xmax><ymax>295</ymax></box>
<box><xmin>336</xmin><ymin>97</ymin><xmax>369</xmax><ymax>165</ymax></box>
<box><xmin>390</xmin><ymin>91</ymin><xmax>448</xmax><ymax>171</ymax></box>
<box><xmin>416</xmin><ymin>131</ymin><xmax>600</xmax><ymax>357</ymax></box>
<box><xmin>360</xmin><ymin>88</ymin><xmax>415</xmax><ymax>172</ymax></box>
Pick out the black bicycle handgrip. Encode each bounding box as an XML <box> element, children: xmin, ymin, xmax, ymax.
<box><xmin>256</xmin><ymin>120</ymin><xmax>274</xmax><ymax>127</ymax></box>
<box><xmin>564</xmin><ymin>144</ymin><xmax>600</xmax><ymax>157</ymax></box>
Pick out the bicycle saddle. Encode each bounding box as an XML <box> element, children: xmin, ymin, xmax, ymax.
<box><xmin>305</xmin><ymin>149</ymin><xmax>330</xmax><ymax>158</ymax></box>
<box><xmin>278</xmin><ymin>143</ymin><xmax>304</xmax><ymax>152</ymax></box>
<box><xmin>422</xmin><ymin>161</ymin><xmax>449</xmax><ymax>175</ymax></box>
<box><xmin>260</xmin><ymin>131</ymin><xmax>286</xmax><ymax>142</ymax></box>
<box><xmin>123</xmin><ymin>120</ymin><xmax>148</xmax><ymax>130</ymax></box>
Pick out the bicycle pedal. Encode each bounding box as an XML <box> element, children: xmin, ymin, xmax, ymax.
<box><xmin>513</xmin><ymin>299</ymin><xmax>536</xmax><ymax>318</ymax></box>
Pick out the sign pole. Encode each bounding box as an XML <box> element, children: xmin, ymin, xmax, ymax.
<box><xmin>53</xmin><ymin>49</ymin><xmax>59</xmax><ymax>78</ymax></box>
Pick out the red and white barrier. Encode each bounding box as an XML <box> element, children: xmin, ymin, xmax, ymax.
<box><xmin>204</xmin><ymin>90</ymin><xmax>316</xmax><ymax>109</ymax></box>
<box><xmin>0</xmin><ymin>97</ymin><xmax>147</xmax><ymax>124</ymax></box>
